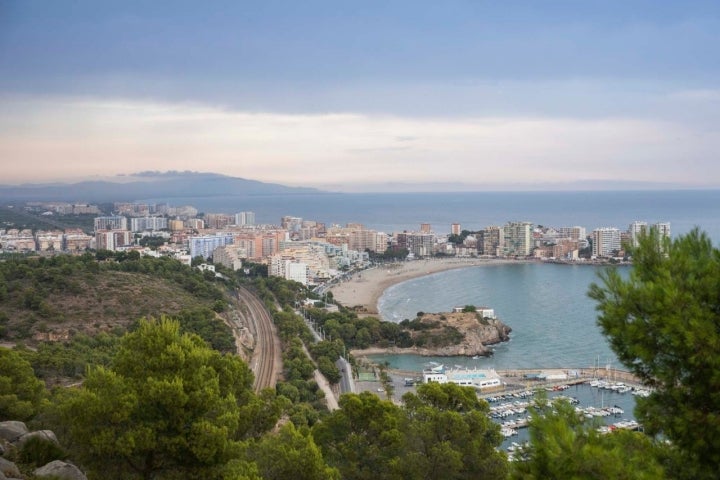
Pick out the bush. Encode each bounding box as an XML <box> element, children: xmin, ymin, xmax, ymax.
<box><xmin>17</xmin><ymin>436</ymin><xmax>68</xmax><ymax>467</ymax></box>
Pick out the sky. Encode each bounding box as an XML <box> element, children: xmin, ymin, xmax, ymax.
<box><xmin>1</xmin><ymin>0</ymin><xmax>719</xmax><ymax>191</ymax></box>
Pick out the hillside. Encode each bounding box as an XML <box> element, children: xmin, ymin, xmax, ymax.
<box><xmin>0</xmin><ymin>253</ymin><xmax>236</xmax><ymax>353</ymax></box>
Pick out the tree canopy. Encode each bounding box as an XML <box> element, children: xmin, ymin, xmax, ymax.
<box><xmin>312</xmin><ymin>383</ymin><xmax>507</xmax><ymax>480</ymax></box>
<box><xmin>0</xmin><ymin>346</ymin><xmax>47</xmax><ymax>421</ymax></box>
<box><xmin>511</xmin><ymin>395</ymin><xmax>665</xmax><ymax>479</ymax></box>
<box><xmin>589</xmin><ymin>228</ymin><xmax>720</xmax><ymax>479</ymax></box>
<box><xmin>55</xmin><ymin>317</ymin><xmax>270</xmax><ymax>480</ymax></box>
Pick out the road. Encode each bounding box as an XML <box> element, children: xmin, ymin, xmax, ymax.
<box><xmin>236</xmin><ymin>286</ymin><xmax>281</xmax><ymax>393</ymax></box>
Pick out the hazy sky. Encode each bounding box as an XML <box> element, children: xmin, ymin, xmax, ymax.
<box><xmin>1</xmin><ymin>1</ymin><xmax>719</xmax><ymax>191</ymax></box>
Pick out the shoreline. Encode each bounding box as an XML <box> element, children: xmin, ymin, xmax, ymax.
<box><xmin>329</xmin><ymin>257</ymin><xmax>528</xmax><ymax>318</ymax></box>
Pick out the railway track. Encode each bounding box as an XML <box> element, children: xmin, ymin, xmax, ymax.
<box><xmin>237</xmin><ymin>286</ymin><xmax>280</xmax><ymax>392</ymax></box>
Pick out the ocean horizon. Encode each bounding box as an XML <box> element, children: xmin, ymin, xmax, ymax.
<box><xmin>139</xmin><ymin>189</ymin><xmax>720</xmax><ymax>242</ymax></box>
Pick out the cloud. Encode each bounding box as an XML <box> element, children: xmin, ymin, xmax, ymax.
<box><xmin>1</xmin><ymin>94</ymin><xmax>718</xmax><ymax>190</ymax></box>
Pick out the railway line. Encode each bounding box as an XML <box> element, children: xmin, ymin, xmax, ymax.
<box><xmin>236</xmin><ymin>286</ymin><xmax>281</xmax><ymax>392</ymax></box>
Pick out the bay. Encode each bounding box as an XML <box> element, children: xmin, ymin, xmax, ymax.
<box><xmin>371</xmin><ymin>262</ymin><xmax>627</xmax><ymax>371</ymax></box>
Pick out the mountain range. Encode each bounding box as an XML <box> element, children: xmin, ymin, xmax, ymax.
<box><xmin>0</xmin><ymin>171</ymin><xmax>323</xmax><ymax>203</ymax></box>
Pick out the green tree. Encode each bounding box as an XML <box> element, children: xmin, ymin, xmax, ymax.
<box><xmin>55</xmin><ymin>317</ymin><xmax>264</xmax><ymax>480</ymax></box>
<box><xmin>312</xmin><ymin>392</ymin><xmax>406</xmax><ymax>480</ymax></box>
<box><xmin>400</xmin><ymin>383</ymin><xmax>507</xmax><ymax>480</ymax></box>
<box><xmin>589</xmin><ymin>229</ymin><xmax>720</xmax><ymax>479</ymax></box>
<box><xmin>249</xmin><ymin>423</ymin><xmax>339</xmax><ymax>480</ymax></box>
<box><xmin>511</xmin><ymin>395</ymin><xmax>665</xmax><ymax>479</ymax></box>
<box><xmin>0</xmin><ymin>347</ymin><xmax>47</xmax><ymax>421</ymax></box>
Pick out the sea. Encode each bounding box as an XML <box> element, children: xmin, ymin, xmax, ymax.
<box><xmin>140</xmin><ymin>188</ymin><xmax>720</xmax><ymax>373</ymax></box>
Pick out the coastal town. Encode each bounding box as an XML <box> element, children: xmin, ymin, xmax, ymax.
<box><xmin>1</xmin><ymin>201</ymin><xmax>671</xmax><ymax>293</ymax></box>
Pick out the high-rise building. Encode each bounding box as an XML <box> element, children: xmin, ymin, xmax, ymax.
<box><xmin>478</xmin><ymin>226</ymin><xmax>503</xmax><ymax>256</ymax></box>
<box><xmin>235</xmin><ymin>211</ymin><xmax>256</xmax><ymax>226</ymax></box>
<box><xmin>95</xmin><ymin>230</ymin><xmax>132</xmax><ymax>251</ymax></box>
<box><xmin>94</xmin><ymin>216</ymin><xmax>127</xmax><ymax>232</ymax></box>
<box><xmin>592</xmin><ymin>228</ymin><xmax>621</xmax><ymax>257</ymax></box>
<box><xmin>204</xmin><ymin>213</ymin><xmax>233</xmax><ymax>229</ymax></box>
<box><xmin>628</xmin><ymin>221</ymin><xmax>648</xmax><ymax>247</ymax></box>
<box><xmin>503</xmin><ymin>221</ymin><xmax>533</xmax><ymax>257</ymax></box>
<box><xmin>451</xmin><ymin>223</ymin><xmax>461</xmax><ymax>235</ymax></box>
<box><xmin>189</xmin><ymin>233</ymin><xmax>234</xmax><ymax>259</ymax></box>
<box><xmin>130</xmin><ymin>216</ymin><xmax>168</xmax><ymax>232</ymax></box>
<box><xmin>557</xmin><ymin>226</ymin><xmax>587</xmax><ymax>241</ymax></box>
<box><xmin>420</xmin><ymin>223</ymin><xmax>432</xmax><ymax>233</ymax></box>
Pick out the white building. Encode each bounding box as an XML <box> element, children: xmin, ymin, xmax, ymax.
<box><xmin>592</xmin><ymin>227</ymin><xmax>621</xmax><ymax>257</ymax></box>
<box><xmin>422</xmin><ymin>366</ymin><xmax>502</xmax><ymax>390</ymax></box>
<box><xmin>94</xmin><ymin>216</ymin><xmax>127</xmax><ymax>232</ymax></box>
<box><xmin>189</xmin><ymin>233</ymin><xmax>234</xmax><ymax>259</ymax></box>
<box><xmin>131</xmin><ymin>216</ymin><xmax>168</xmax><ymax>232</ymax></box>
<box><xmin>235</xmin><ymin>211</ymin><xmax>256</xmax><ymax>226</ymax></box>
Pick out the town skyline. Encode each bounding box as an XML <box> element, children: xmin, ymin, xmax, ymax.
<box><xmin>2</xmin><ymin>1</ymin><xmax>719</xmax><ymax>190</ymax></box>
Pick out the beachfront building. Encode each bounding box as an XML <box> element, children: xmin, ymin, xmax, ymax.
<box><xmin>422</xmin><ymin>365</ymin><xmax>503</xmax><ymax>390</ymax></box>
<box><xmin>503</xmin><ymin>221</ymin><xmax>533</xmax><ymax>257</ymax></box>
<box><xmin>557</xmin><ymin>226</ymin><xmax>587</xmax><ymax>241</ymax></box>
<box><xmin>396</xmin><ymin>231</ymin><xmax>436</xmax><ymax>258</ymax></box>
<box><xmin>592</xmin><ymin>227</ymin><xmax>622</xmax><ymax>258</ymax></box>
<box><xmin>478</xmin><ymin>226</ymin><xmax>504</xmax><ymax>256</ymax></box>
<box><xmin>628</xmin><ymin>221</ymin><xmax>648</xmax><ymax>247</ymax></box>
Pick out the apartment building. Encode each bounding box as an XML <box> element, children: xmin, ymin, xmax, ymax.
<box><xmin>94</xmin><ymin>216</ymin><xmax>127</xmax><ymax>232</ymax></box>
<box><xmin>234</xmin><ymin>211</ymin><xmax>256</xmax><ymax>226</ymax></box>
<box><xmin>96</xmin><ymin>230</ymin><xmax>132</xmax><ymax>251</ymax></box>
<box><xmin>189</xmin><ymin>233</ymin><xmax>234</xmax><ymax>259</ymax></box>
<box><xmin>130</xmin><ymin>216</ymin><xmax>168</xmax><ymax>232</ymax></box>
<box><xmin>503</xmin><ymin>221</ymin><xmax>533</xmax><ymax>257</ymax></box>
<box><xmin>592</xmin><ymin>227</ymin><xmax>622</xmax><ymax>258</ymax></box>
<box><xmin>478</xmin><ymin>226</ymin><xmax>503</xmax><ymax>256</ymax></box>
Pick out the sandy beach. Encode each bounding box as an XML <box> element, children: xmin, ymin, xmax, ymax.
<box><xmin>329</xmin><ymin>258</ymin><xmax>519</xmax><ymax>316</ymax></box>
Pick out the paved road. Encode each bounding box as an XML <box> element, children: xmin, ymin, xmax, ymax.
<box><xmin>237</xmin><ymin>286</ymin><xmax>281</xmax><ymax>392</ymax></box>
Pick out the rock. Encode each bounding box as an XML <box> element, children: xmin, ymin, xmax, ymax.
<box><xmin>17</xmin><ymin>429</ymin><xmax>59</xmax><ymax>447</ymax></box>
<box><xmin>34</xmin><ymin>460</ymin><xmax>87</xmax><ymax>480</ymax></box>
<box><xmin>0</xmin><ymin>457</ymin><xmax>21</xmax><ymax>479</ymax></box>
<box><xmin>0</xmin><ymin>421</ymin><xmax>29</xmax><ymax>443</ymax></box>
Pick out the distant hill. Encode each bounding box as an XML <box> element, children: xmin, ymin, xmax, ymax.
<box><xmin>0</xmin><ymin>171</ymin><xmax>322</xmax><ymax>203</ymax></box>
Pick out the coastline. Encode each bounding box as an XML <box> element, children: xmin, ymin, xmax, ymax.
<box><xmin>329</xmin><ymin>257</ymin><xmax>526</xmax><ymax>318</ymax></box>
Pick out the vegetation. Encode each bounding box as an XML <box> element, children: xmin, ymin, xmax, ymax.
<box><xmin>0</xmin><ymin>205</ymin><xmax>100</xmax><ymax>233</ymax></box>
<box><xmin>512</xmin><ymin>395</ymin><xmax>666</xmax><ymax>479</ymax></box>
<box><xmin>0</xmin><ymin>252</ymin><xmax>235</xmax><ymax>351</ymax></box>
<box><xmin>589</xmin><ymin>228</ymin><xmax>720</xmax><ymax>479</ymax></box>
<box><xmin>312</xmin><ymin>382</ymin><xmax>507</xmax><ymax>480</ymax></box>
<box><xmin>0</xmin><ymin>347</ymin><xmax>47</xmax><ymax>421</ymax></box>
<box><xmin>53</xmin><ymin>317</ymin><xmax>276</xmax><ymax>480</ymax></box>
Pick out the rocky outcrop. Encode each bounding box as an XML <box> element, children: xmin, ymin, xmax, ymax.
<box><xmin>0</xmin><ymin>421</ymin><xmax>80</xmax><ymax>480</ymax></box>
<box><xmin>0</xmin><ymin>422</ymin><xmax>28</xmax><ymax>444</ymax></box>
<box><xmin>353</xmin><ymin>311</ymin><xmax>512</xmax><ymax>357</ymax></box>
<box><xmin>34</xmin><ymin>460</ymin><xmax>87</xmax><ymax>480</ymax></box>
<box><xmin>17</xmin><ymin>429</ymin><xmax>59</xmax><ymax>447</ymax></box>
<box><xmin>0</xmin><ymin>457</ymin><xmax>21</xmax><ymax>479</ymax></box>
